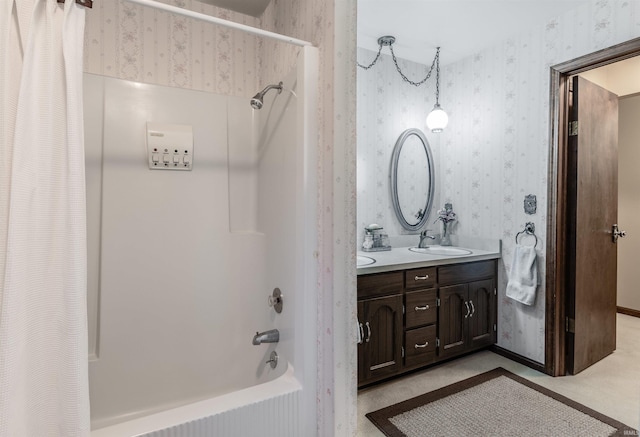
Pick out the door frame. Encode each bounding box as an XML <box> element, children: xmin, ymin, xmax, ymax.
<box><xmin>545</xmin><ymin>37</ymin><xmax>640</xmax><ymax>376</ymax></box>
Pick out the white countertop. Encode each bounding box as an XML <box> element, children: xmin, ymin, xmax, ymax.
<box><xmin>357</xmin><ymin>238</ymin><xmax>502</xmax><ymax>275</ymax></box>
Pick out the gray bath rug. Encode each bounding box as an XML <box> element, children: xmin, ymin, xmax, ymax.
<box><xmin>366</xmin><ymin>367</ymin><xmax>636</xmax><ymax>437</ymax></box>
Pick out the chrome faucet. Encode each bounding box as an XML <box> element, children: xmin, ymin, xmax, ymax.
<box><xmin>418</xmin><ymin>229</ymin><xmax>436</xmax><ymax>248</ymax></box>
<box><xmin>252</xmin><ymin>329</ymin><xmax>280</xmax><ymax>345</ymax></box>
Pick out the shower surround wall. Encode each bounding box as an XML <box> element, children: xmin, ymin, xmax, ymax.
<box><xmin>86</xmin><ymin>73</ymin><xmax>291</xmax><ymax>427</ymax></box>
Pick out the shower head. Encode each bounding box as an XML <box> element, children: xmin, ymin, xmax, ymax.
<box><xmin>250</xmin><ymin>81</ymin><xmax>283</xmax><ymax>109</ymax></box>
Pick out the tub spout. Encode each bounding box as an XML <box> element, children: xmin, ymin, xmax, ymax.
<box><xmin>252</xmin><ymin>329</ymin><xmax>279</xmax><ymax>345</ymax></box>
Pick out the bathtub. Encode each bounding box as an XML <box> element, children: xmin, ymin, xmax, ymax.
<box><xmin>86</xmin><ymin>45</ymin><xmax>319</xmax><ymax>435</ymax></box>
<box><xmin>91</xmin><ymin>363</ymin><xmax>302</xmax><ymax>437</ymax></box>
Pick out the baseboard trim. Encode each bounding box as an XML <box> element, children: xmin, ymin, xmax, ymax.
<box><xmin>617</xmin><ymin>306</ymin><xmax>640</xmax><ymax>318</ymax></box>
<box><xmin>489</xmin><ymin>345</ymin><xmax>547</xmax><ymax>374</ymax></box>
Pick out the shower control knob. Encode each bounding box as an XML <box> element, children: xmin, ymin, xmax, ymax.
<box><xmin>268</xmin><ymin>288</ymin><xmax>283</xmax><ymax>313</ymax></box>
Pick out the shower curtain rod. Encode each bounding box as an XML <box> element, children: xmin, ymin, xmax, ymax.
<box><xmin>124</xmin><ymin>0</ymin><xmax>313</xmax><ymax>47</ymax></box>
<box><xmin>56</xmin><ymin>0</ymin><xmax>92</xmax><ymax>8</ymax></box>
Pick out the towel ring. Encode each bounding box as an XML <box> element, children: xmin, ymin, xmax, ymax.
<box><xmin>515</xmin><ymin>222</ymin><xmax>538</xmax><ymax>248</ymax></box>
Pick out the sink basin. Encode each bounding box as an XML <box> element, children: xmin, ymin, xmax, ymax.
<box><xmin>357</xmin><ymin>255</ymin><xmax>376</xmax><ymax>266</ymax></box>
<box><xmin>409</xmin><ymin>246</ymin><xmax>473</xmax><ymax>256</ymax></box>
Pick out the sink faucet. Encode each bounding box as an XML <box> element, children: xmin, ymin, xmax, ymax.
<box><xmin>252</xmin><ymin>329</ymin><xmax>280</xmax><ymax>345</ymax></box>
<box><xmin>418</xmin><ymin>229</ymin><xmax>436</xmax><ymax>248</ymax></box>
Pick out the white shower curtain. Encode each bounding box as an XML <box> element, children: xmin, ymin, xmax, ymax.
<box><xmin>0</xmin><ymin>0</ymin><xmax>89</xmax><ymax>436</ymax></box>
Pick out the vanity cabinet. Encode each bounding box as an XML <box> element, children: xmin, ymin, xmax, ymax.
<box><xmin>439</xmin><ymin>279</ymin><xmax>495</xmax><ymax>359</ymax></box>
<box><xmin>358</xmin><ymin>259</ymin><xmax>497</xmax><ymax>387</ymax></box>
<box><xmin>357</xmin><ymin>272</ymin><xmax>404</xmax><ymax>386</ymax></box>
<box><xmin>439</xmin><ymin>261</ymin><xmax>496</xmax><ymax>358</ymax></box>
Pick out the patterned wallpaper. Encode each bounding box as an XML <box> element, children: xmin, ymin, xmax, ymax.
<box><xmin>84</xmin><ymin>0</ymin><xmax>261</xmax><ymax>95</ymax></box>
<box><xmin>437</xmin><ymin>0</ymin><xmax>640</xmax><ymax>363</ymax></box>
<box><xmin>357</xmin><ymin>48</ymin><xmax>441</xmax><ymax>242</ymax></box>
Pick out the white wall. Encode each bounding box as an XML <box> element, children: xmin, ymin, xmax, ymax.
<box><xmin>618</xmin><ymin>94</ymin><xmax>640</xmax><ymax>311</ymax></box>
<box><xmin>86</xmin><ymin>74</ymin><xmax>299</xmax><ymax>428</ymax></box>
<box><xmin>356</xmin><ymin>48</ymin><xmax>441</xmax><ymax>243</ymax></box>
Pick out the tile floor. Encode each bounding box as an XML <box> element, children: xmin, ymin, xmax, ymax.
<box><xmin>357</xmin><ymin>314</ymin><xmax>640</xmax><ymax>436</ymax></box>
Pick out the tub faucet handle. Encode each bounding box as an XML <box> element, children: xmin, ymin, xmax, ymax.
<box><xmin>268</xmin><ymin>288</ymin><xmax>283</xmax><ymax>313</ymax></box>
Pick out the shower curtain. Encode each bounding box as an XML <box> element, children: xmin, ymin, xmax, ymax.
<box><xmin>0</xmin><ymin>0</ymin><xmax>89</xmax><ymax>435</ymax></box>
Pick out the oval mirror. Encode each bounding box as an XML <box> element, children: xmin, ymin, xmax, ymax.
<box><xmin>390</xmin><ymin>128</ymin><xmax>435</xmax><ymax>231</ymax></box>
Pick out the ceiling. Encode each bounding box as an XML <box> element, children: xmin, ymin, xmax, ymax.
<box><xmin>358</xmin><ymin>1</ymin><xmax>591</xmax><ymax>66</ymax></box>
<box><xmin>580</xmin><ymin>57</ymin><xmax>640</xmax><ymax>97</ymax></box>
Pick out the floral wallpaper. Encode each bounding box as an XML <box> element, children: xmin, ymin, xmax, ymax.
<box><xmin>437</xmin><ymin>0</ymin><xmax>640</xmax><ymax>363</ymax></box>
<box><xmin>84</xmin><ymin>0</ymin><xmax>260</xmax><ymax>95</ymax></box>
<box><xmin>356</xmin><ymin>48</ymin><xmax>441</xmax><ymax>242</ymax></box>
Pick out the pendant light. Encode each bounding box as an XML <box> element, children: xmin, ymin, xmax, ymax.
<box><xmin>426</xmin><ymin>48</ymin><xmax>448</xmax><ymax>133</ymax></box>
<box><xmin>358</xmin><ymin>36</ymin><xmax>448</xmax><ymax>133</ymax></box>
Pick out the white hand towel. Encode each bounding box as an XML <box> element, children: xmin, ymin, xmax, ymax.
<box><xmin>506</xmin><ymin>244</ymin><xmax>538</xmax><ymax>306</ymax></box>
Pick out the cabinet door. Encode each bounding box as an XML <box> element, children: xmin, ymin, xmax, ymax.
<box><xmin>360</xmin><ymin>294</ymin><xmax>403</xmax><ymax>384</ymax></box>
<box><xmin>468</xmin><ymin>279</ymin><xmax>496</xmax><ymax>349</ymax></box>
<box><xmin>438</xmin><ymin>284</ymin><xmax>468</xmax><ymax>358</ymax></box>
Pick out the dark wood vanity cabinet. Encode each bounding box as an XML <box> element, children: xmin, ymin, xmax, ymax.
<box><xmin>439</xmin><ymin>261</ymin><xmax>496</xmax><ymax>359</ymax></box>
<box><xmin>357</xmin><ymin>272</ymin><xmax>404</xmax><ymax>386</ymax></box>
<box><xmin>358</xmin><ymin>259</ymin><xmax>497</xmax><ymax>387</ymax></box>
<box><xmin>439</xmin><ymin>279</ymin><xmax>496</xmax><ymax>359</ymax></box>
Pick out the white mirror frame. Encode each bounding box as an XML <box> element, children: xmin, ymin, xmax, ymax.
<box><xmin>390</xmin><ymin>128</ymin><xmax>435</xmax><ymax>231</ymax></box>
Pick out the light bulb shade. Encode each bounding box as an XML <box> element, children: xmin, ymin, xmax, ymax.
<box><xmin>426</xmin><ymin>105</ymin><xmax>448</xmax><ymax>133</ymax></box>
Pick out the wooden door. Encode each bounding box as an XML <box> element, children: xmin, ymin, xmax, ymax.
<box><xmin>360</xmin><ymin>294</ymin><xmax>403</xmax><ymax>383</ymax></box>
<box><xmin>467</xmin><ymin>279</ymin><xmax>495</xmax><ymax>349</ymax></box>
<box><xmin>566</xmin><ymin>76</ymin><xmax>618</xmax><ymax>374</ymax></box>
<box><xmin>439</xmin><ymin>284</ymin><xmax>468</xmax><ymax>358</ymax></box>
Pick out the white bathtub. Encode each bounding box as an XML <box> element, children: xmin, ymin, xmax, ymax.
<box><xmin>86</xmin><ymin>45</ymin><xmax>318</xmax><ymax>437</ymax></box>
<box><xmin>91</xmin><ymin>363</ymin><xmax>302</xmax><ymax>437</ymax></box>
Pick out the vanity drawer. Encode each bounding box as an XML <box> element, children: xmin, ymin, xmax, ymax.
<box><xmin>405</xmin><ymin>289</ymin><xmax>437</xmax><ymax>328</ymax></box>
<box><xmin>404</xmin><ymin>325</ymin><xmax>436</xmax><ymax>367</ymax></box>
<box><xmin>405</xmin><ymin>267</ymin><xmax>437</xmax><ymax>289</ymax></box>
<box><xmin>357</xmin><ymin>271</ymin><xmax>404</xmax><ymax>299</ymax></box>
<box><xmin>438</xmin><ymin>260</ymin><xmax>495</xmax><ymax>286</ymax></box>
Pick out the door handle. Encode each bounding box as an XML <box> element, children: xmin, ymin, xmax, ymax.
<box><xmin>365</xmin><ymin>321</ymin><xmax>371</xmax><ymax>343</ymax></box>
<box><xmin>464</xmin><ymin>301</ymin><xmax>470</xmax><ymax>318</ymax></box>
<box><xmin>612</xmin><ymin>224</ymin><xmax>627</xmax><ymax>243</ymax></box>
<box><xmin>469</xmin><ymin>300</ymin><xmax>475</xmax><ymax>318</ymax></box>
<box><xmin>358</xmin><ymin>322</ymin><xmax>364</xmax><ymax>344</ymax></box>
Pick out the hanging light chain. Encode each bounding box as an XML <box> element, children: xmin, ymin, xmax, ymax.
<box><xmin>435</xmin><ymin>47</ymin><xmax>441</xmax><ymax>105</ymax></box>
<box><xmin>389</xmin><ymin>44</ymin><xmax>439</xmax><ymax>87</ymax></box>
<box><xmin>357</xmin><ymin>42</ymin><xmax>384</xmax><ymax>70</ymax></box>
<box><xmin>357</xmin><ymin>38</ymin><xmax>441</xmax><ymax>89</ymax></box>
